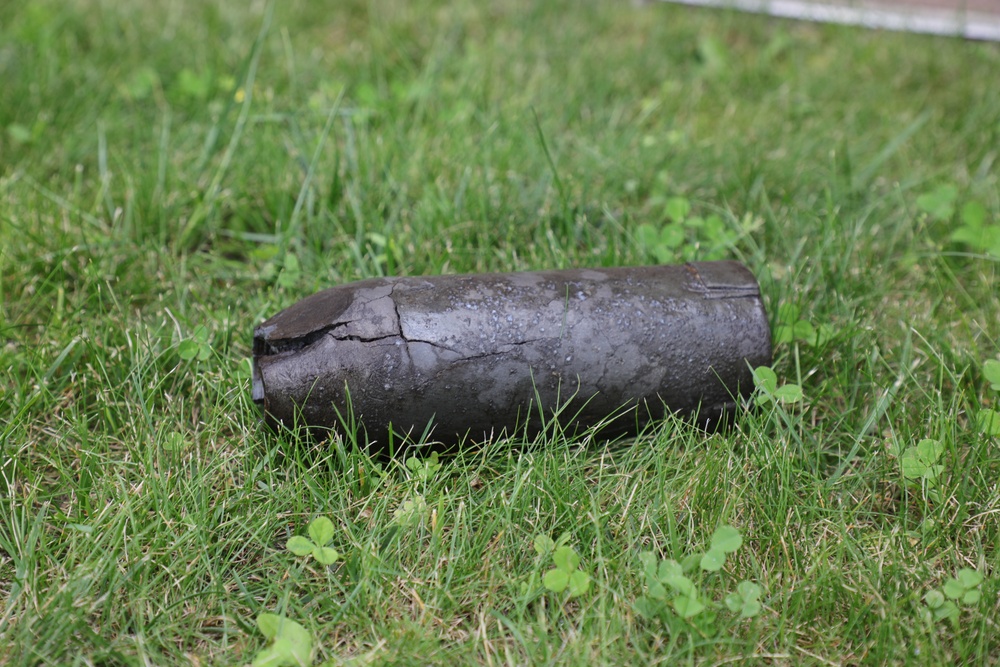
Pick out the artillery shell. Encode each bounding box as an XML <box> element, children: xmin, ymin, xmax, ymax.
<box><xmin>252</xmin><ymin>261</ymin><xmax>771</xmax><ymax>448</ymax></box>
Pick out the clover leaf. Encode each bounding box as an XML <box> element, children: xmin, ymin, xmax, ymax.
<box><xmin>725</xmin><ymin>581</ymin><xmax>763</xmax><ymax>618</ymax></box>
<box><xmin>753</xmin><ymin>366</ymin><xmax>804</xmax><ymax>406</ymax></box>
<box><xmin>178</xmin><ymin>325</ymin><xmax>211</xmax><ymax>361</ymax></box>
<box><xmin>900</xmin><ymin>439</ymin><xmax>945</xmax><ymax>482</ymax></box>
<box><xmin>983</xmin><ymin>359</ymin><xmax>1000</xmax><ymax>392</ymax></box>
<box><xmin>979</xmin><ymin>409</ymin><xmax>1000</xmax><ymax>436</ymax></box>
<box><xmin>542</xmin><ymin>545</ymin><xmax>591</xmax><ymax>598</ymax></box>
<box><xmin>943</xmin><ymin>568</ymin><xmax>984</xmax><ymax>605</ymax></box>
<box><xmin>286</xmin><ymin>517</ymin><xmax>340</xmax><ymax>565</ymax></box>
<box><xmin>253</xmin><ymin>613</ymin><xmax>312</xmax><ymax>667</ymax></box>
<box><xmin>700</xmin><ymin>525</ymin><xmax>743</xmax><ymax>572</ymax></box>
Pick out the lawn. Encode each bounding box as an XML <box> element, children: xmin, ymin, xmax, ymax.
<box><xmin>2</xmin><ymin>0</ymin><xmax>999</xmax><ymax>664</ymax></box>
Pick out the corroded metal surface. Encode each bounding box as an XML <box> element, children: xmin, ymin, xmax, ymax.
<box><xmin>252</xmin><ymin>261</ymin><xmax>772</xmax><ymax>448</ymax></box>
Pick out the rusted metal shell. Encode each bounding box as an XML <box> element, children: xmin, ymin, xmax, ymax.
<box><xmin>252</xmin><ymin>261</ymin><xmax>771</xmax><ymax>448</ymax></box>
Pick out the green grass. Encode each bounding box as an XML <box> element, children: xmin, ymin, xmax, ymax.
<box><xmin>2</xmin><ymin>0</ymin><xmax>1000</xmax><ymax>664</ymax></box>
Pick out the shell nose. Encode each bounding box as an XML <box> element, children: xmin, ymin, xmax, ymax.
<box><xmin>251</xmin><ymin>357</ymin><xmax>266</xmax><ymax>407</ymax></box>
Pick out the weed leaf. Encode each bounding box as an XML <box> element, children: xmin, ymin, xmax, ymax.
<box><xmin>277</xmin><ymin>253</ymin><xmax>301</xmax><ymax>288</ymax></box>
<box><xmin>901</xmin><ymin>439</ymin><xmax>944</xmax><ymax>480</ymax></box>
<box><xmin>773</xmin><ymin>384</ymin><xmax>804</xmax><ymax>404</ymax></box>
<box><xmin>635</xmin><ymin>223</ymin><xmax>660</xmax><ymax>250</ymax></box>
<box><xmin>314</xmin><ymin>546</ymin><xmax>340</xmax><ymax>565</ymax></box>
<box><xmin>741</xmin><ymin>599</ymin><xmax>762</xmax><ymax>617</ymax></box>
<box><xmin>978</xmin><ymin>410</ymin><xmax>1000</xmax><ymax>436</ymax></box>
<box><xmin>726</xmin><ymin>581</ymin><xmax>763</xmax><ymax>618</ymax></box>
<box><xmin>657</xmin><ymin>559</ymin><xmax>683</xmax><ymax>582</ymax></box>
<box><xmin>308</xmin><ymin>517</ymin><xmax>334</xmax><ymax>546</ymax></box>
<box><xmin>660</xmin><ymin>225</ymin><xmax>685</xmax><ymax>250</ymax></box>
<box><xmin>257</xmin><ymin>613</ymin><xmax>283</xmax><ymax>640</ymax></box>
<box><xmin>983</xmin><ymin>360</ymin><xmax>1000</xmax><ymax>391</ymax></box>
<box><xmin>934</xmin><ymin>601</ymin><xmax>960</xmax><ymax>623</ymax></box>
<box><xmin>663</xmin><ymin>572</ymin><xmax>696</xmax><ymax>597</ymax></box>
<box><xmin>634</xmin><ymin>596</ymin><xmax>660</xmax><ymax>619</ymax></box>
<box><xmin>665</xmin><ymin>196</ymin><xmax>691</xmax><ymax>222</ymax></box>
<box><xmin>711</xmin><ymin>526</ymin><xmax>743</xmax><ymax>553</ymax></box>
<box><xmin>178</xmin><ymin>326</ymin><xmax>211</xmax><ymax>361</ymax></box>
<box><xmin>700</xmin><ymin>547</ymin><xmax>726</xmax><ymax>572</ymax></box>
<box><xmin>552</xmin><ymin>546</ymin><xmax>580</xmax><ymax>572</ymax></box>
<box><xmin>534</xmin><ymin>534</ymin><xmax>556</xmax><ymax>556</ymax></box>
<box><xmin>957</xmin><ymin>568</ymin><xmax>984</xmax><ymax>589</ymax></box>
<box><xmin>178</xmin><ymin>339</ymin><xmax>201</xmax><ymax>361</ymax></box>
<box><xmin>680</xmin><ymin>553</ymin><xmax>702</xmax><ymax>573</ymax></box>
<box><xmin>774</xmin><ymin>325</ymin><xmax>794</xmax><ymax>345</ymax></box>
<box><xmin>942</xmin><ymin>579</ymin><xmax>965</xmax><ymax>600</ymax></box>
<box><xmin>737</xmin><ymin>580</ymin><xmax>761</xmax><ymax>600</ymax></box>
<box><xmin>568</xmin><ymin>570</ymin><xmax>592</xmax><ymax>597</ymax></box>
<box><xmin>254</xmin><ymin>614</ymin><xmax>312</xmax><ymax>667</ymax></box>
<box><xmin>777</xmin><ymin>303</ymin><xmax>800</xmax><ymax>323</ymax></box>
<box><xmin>938</xmin><ymin>568</ymin><xmax>984</xmax><ymax>608</ymax></box>
<box><xmin>961</xmin><ymin>200</ymin><xmax>986</xmax><ymax>228</ymax></box>
<box><xmin>753</xmin><ymin>366</ymin><xmax>804</xmax><ymax>405</ymax></box>
<box><xmin>393</xmin><ymin>495</ymin><xmax>427</xmax><ymax>526</ymax></box>
<box><xmin>792</xmin><ymin>320</ymin><xmax>816</xmax><ymax>342</ymax></box>
<box><xmin>752</xmin><ymin>366</ymin><xmax>778</xmax><ymax>393</ymax></box>
<box><xmin>638</xmin><ymin>551</ymin><xmax>657</xmax><ymax>578</ymax></box>
<box><xmin>900</xmin><ymin>450</ymin><xmax>923</xmax><ymax>478</ymax></box>
<box><xmin>673</xmin><ymin>594</ymin><xmax>705</xmax><ymax>618</ymax></box>
<box><xmin>916</xmin><ymin>184</ymin><xmax>957</xmax><ymax>220</ymax></box>
<box><xmin>253</xmin><ymin>638</ymin><xmax>295</xmax><ymax>667</ymax></box>
<box><xmin>916</xmin><ymin>438</ymin><xmax>944</xmax><ymax>462</ymax></box>
<box><xmin>543</xmin><ymin>568</ymin><xmax>569</xmax><ymax>593</ymax></box>
<box><xmin>286</xmin><ymin>536</ymin><xmax>314</xmax><ymax>556</ymax></box>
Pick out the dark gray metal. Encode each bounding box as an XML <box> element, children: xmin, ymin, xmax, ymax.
<box><xmin>252</xmin><ymin>261</ymin><xmax>771</xmax><ymax>448</ymax></box>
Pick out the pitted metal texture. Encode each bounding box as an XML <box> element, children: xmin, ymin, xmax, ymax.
<box><xmin>252</xmin><ymin>261</ymin><xmax>771</xmax><ymax>449</ymax></box>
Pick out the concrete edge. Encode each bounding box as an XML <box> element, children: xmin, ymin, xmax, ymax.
<box><xmin>655</xmin><ymin>0</ymin><xmax>1000</xmax><ymax>41</ymax></box>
